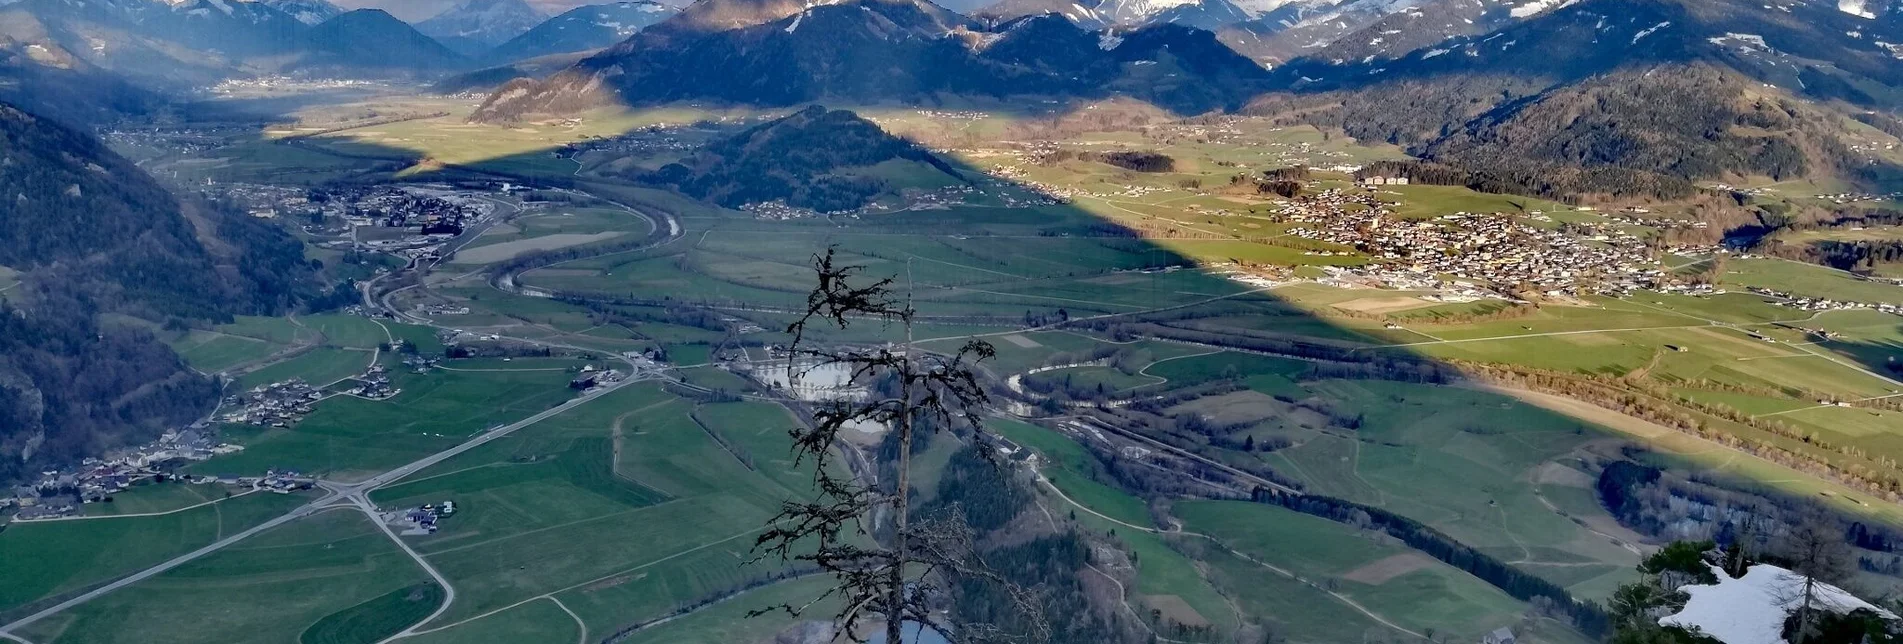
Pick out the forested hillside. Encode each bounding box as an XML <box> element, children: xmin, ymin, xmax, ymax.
<box><xmin>0</xmin><ymin>103</ymin><xmax>320</xmax><ymax>484</ymax></box>
<box><xmin>641</xmin><ymin>106</ymin><xmax>965</xmax><ymax>211</ymax></box>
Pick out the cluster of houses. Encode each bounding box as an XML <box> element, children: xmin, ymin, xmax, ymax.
<box><xmin>402</xmin><ymin>355</ymin><xmax>442</xmax><ymax>374</ymax></box>
<box><xmin>388</xmin><ymin>500</ymin><xmax>458</xmax><ymax>536</ymax></box>
<box><xmin>1745</xmin><ymin>286</ymin><xmax>1903</xmax><ymax>315</ymax></box>
<box><xmin>556</xmin><ymin>123</ymin><xmax>704</xmax><ymax>160</ymax></box>
<box><xmin>569</xmin><ymin>365</ymin><xmax>628</xmax><ymax>391</ymax></box>
<box><xmin>1276</xmin><ymin>189</ymin><xmax>1663</xmax><ymax>297</ymax></box>
<box><xmin>420</xmin><ymin>303</ymin><xmax>472</xmax><ymax>316</ymax></box>
<box><xmin>219</xmin><ymin>379</ymin><xmax>322</xmax><ymax>428</ymax></box>
<box><xmin>217</xmin><ymin>470</ymin><xmax>319</xmax><ymax>495</ymax></box>
<box><xmin>5</xmin><ymin>429</ymin><xmax>245</xmax><ymax>520</ymax></box>
<box><xmin>312</xmin><ymin>185</ymin><xmax>489</xmax><ymax>234</ymax></box>
<box><xmin>344</xmin><ymin>365</ymin><xmax>399</xmax><ymax>400</ymax></box>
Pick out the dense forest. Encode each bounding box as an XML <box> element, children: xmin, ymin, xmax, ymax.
<box><xmin>640</xmin><ymin>106</ymin><xmax>965</xmax><ymax>212</ymax></box>
<box><xmin>1746</xmin><ymin>208</ymin><xmax>1903</xmax><ymax>272</ymax></box>
<box><xmin>0</xmin><ymin>102</ymin><xmax>321</xmax><ymax>484</ymax></box>
<box><xmin>1086</xmin><ymin>151</ymin><xmax>1175</xmax><ymax>173</ymax></box>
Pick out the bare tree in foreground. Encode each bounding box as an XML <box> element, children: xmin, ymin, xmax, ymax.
<box><xmin>752</xmin><ymin>249</ymin><xmax>1048</xmax><ymax>644</ymax></box>
<box><xmin>1779</xmin><ymin>508</ymin><xmax>1853</xmax><ymax>641</ymax></box>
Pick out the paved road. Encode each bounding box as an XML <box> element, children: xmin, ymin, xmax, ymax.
<box><xmin>337</xmin><ymin>490</ymin><xmax>458</xmax><ymax>644</ymax></box>
<box><xmin>0</xmin><ymin>489</ymin><xmax>345</xmax><ymax>636</ymax></box>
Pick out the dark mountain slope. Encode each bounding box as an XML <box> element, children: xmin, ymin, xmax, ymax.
<box><xmin>0</xmin><ymin>102</ymin><xmax>321</xmax><ymax>484</ymax></box>
<box><xmin>1424</xmin><ymin>65</ymin><xmax>1861</xmax><ymax>199</ymax></box>
<box><xmin>642</xmin><ymin>105</ymin><xmax>965</xmax><ymax>211</ymax></box>
<box><xmin>484</xmin><ymin>1</ymin><xmax>678</xmax><ymax>63</ymax></box>
<box><xmin>298</xmin><ymin>9</ymin><xmax>467</xmax><ymax>71</ymax></box>
<box><xmin>471</xmin><ymin>0</ymin><xmax>1270</xmax><ymax>121</ymax></box>
<box><xmin>0</xmin><ymin>44</ymin><xmax>163</xmax><ymax>126</ymax></box>
<box><xmin>0</xmin><ymin>0</ymin><xmax>301</xmax><ymax>86</ymax></box>
<box><xmin>1307</xmin><ymin>0</ymin><xmax>1517</xmax><ymax>63</ymax></box>
<box><xmin>1280</xmin><ymin>0</ymin><xmax>1903</xmax><ymax>106</ymax></box>
<box><xmin>1242</xmin><ymin>0</ymin><xmax>1903</xmax><ymax>200</ymax></box>
<box><xmin>973</xmin><ymin>0</ymin><xmax>1109</xmax><ymax>28</ymax></box>
<box><xmin>417</xmin><ymin>0</ymin><xmax>548</xmax><ymax>55</ymax></box>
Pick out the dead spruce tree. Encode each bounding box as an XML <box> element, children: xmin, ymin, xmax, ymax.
<box><xmin>751</xmin><ymin>248</ymin><xmax>1048</xmax><ymax>644</ymax></box>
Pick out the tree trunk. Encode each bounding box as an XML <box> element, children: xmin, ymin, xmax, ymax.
<box><xmin>887</xmin><ymin>346</ymin><xmax>914</xmax><ymax>644</ymax></box>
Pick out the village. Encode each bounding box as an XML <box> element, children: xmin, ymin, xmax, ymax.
<box><xmin>1271</xmin><ymin>187</ymin><xmax>1664</xmax><ymax>298</ymax></box>
<box><xmin>200</xmin><ymin>181</ymin><xmax>506</xmax><ymax>265</ymax></box>
<box><xmin>0</xmin><ymin>427</ymin><xmax>316</xmax><ymax>521</ymax></box>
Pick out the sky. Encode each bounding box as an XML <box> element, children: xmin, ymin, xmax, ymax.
<box><xmin>330</xmin><ymin>0</ymin><xmax>617</xmax><ymax>22</ymax></box>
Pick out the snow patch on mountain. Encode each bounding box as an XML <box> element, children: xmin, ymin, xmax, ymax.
<box><xmin>1839</xmin><ymin>0</ymin><xmax>1876</xmax><ymax>18</ymax></box>
<box><xmin>1708</xmin><ymin>32</ymin><xmax>1770</xmax><ymax>51</ymax></box>
<box><xmin>1631</xmin><ymin>20</ymin><xmax>1667</xmax><ymax>43</ymax></box>
<box><xmin>1508</xmin><ymin>0</ymin><xmax>1575</xmax><ymax>18</ymax></box>
<box><xmin>1663</xmin><ymin>565</ymin><xmax>1895</xmax><ymax>644</ymax></box>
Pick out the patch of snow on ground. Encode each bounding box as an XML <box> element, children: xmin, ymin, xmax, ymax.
<box><xmin>1662</xmin><ymin>564</ymin><xmax>1896</xmax><ymax>644</ymax></box>
<box><xmin>1709</xmin><ymin>32</ymin><xmax>1769</xmax><ymax>51</ymax></box>
<box><xmin>1840</xmin><ymin>0</ymin><xmax>1876</xmax><ymax>18</ymax></box>
<box><xmin>1510</xmin><ymin>0</ymin><xmax>1575</xmax><ymax>18</ymax></box>
<box><xmin>1632</xmin><ymin>21</ymin><xmax>1668</xmax><ymax>43</ymax></box>
<box><xmin>1421</xmin><ymin>46</ymin><xmax>1450</xmax><ymax>58</ymax></box>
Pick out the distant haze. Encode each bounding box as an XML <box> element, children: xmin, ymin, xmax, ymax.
<box><xmin>332</xmin><ymin>0</ymin><xmax>689</xmax><ymax>22</ymax></box>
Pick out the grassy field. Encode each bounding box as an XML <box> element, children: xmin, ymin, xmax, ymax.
<box><xmin>989</xmin><ymin>417</ymin><xmax>1582</xmax><ymax>641</ymax></box>
<box><xmin>1720</xmin><ymin>258</ymin><xmax>1903</xmax><ymax>304</ymax></box>
<box><xmin>1143</xmin><ymin>351</ymin><xmax>1309</xmax><ymax>392</ymax></box>
<box><xmin>169</xmin><ymin>331</ymin><xmax>282</xmax><ymax>373</ymax></box>
<box><xmin>356</xmin><ymin>383</ymin><xmax>832</xmax><ymax>635</ymax></box>
<box><xmin>1257</xmin><ymin>380</ymin><xmax>1642</xmax><ymax>599</ymax></box>
<box><xmin>1178</xmin><ymin>501</ymin><xmax>1550</xmax><ymax>643</ymax></box>
<box><xmin>294</xmin><ymin>105</ymin><xmax>768</xmax><ymax>178</ymax></box>
<box><xmin>17</xmin><ymin>510</ymin><xmax>430</xmax><ymax>644</ymax></box>
<box><xmin>991</xmin><ymin>418</ymin><xmax>1243</xmax><ymax>634</ymax></box>
<box><xmin>219</xmin><ymin>316</ymin><xmax>317</xmax><ymax>345</ymax></box>
<box><xmin>616</xmin><ymin>576</ymin><xmax>838</xmax><ymax>644</ymax></box>
<box><xmin>402</xmin><ymin>598</ymin><xmax>580</xmax><ymax>644</ymax></box>
<box><xmin>300</xmin><ymin>583</ymin><xmax>445</xmax><ymax>644</ymax></box>
<box><xmin>83</xmin><ymin>482</ymin><xmax>231</xmax><ymax>516</ymax></box>
<box><xmin>305</xmin><ymin>314</ymin><xmax>396</xmax><ymax>349</ymax></box>
<box><xmin>0</xmin><ymin>491</ymin><xmax>313</xmax><ymax>616</ymax></box>
<box><xmin>204</xmin><ymin>365</ymin><xmax>579</xmax><ymax>480</ymax></box>
<box><xmin>237</xmin><ymin>348</ymin><xmax>374</xmax><ymax>388</ymax></box>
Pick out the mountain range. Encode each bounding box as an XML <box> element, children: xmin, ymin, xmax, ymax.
<box><xmin>1240</xmin><ymin>0</ymin><xmax>1903</xmax><ymax>200</ymax></box>
<box><xmin>484</xmin><ymin>0</ymin><xmax>678</xmax><ymax>62</ymax></box>
<box><xmin>259</xmin><ymin>0</ymin><xmax>346</xmax><ymax>24</ymax></box>
<box><xmin>0</xmin><ymin>0</ymin><xmax>469</xmax><ymax>87</ymax></box>
<box><xmin>454</xmin><ymin>0</ymin><xmax>1903</xmax><ymax>207</ymax></box>
<box><xmin>471</xmin><ymin>0</ymin><xmax>1274</xmax><ymax>120</ymax></box>
<box><xmin>416</xmin><ymin>0</ymin><xmax>550</xmax><ymax>55</ymax></box>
